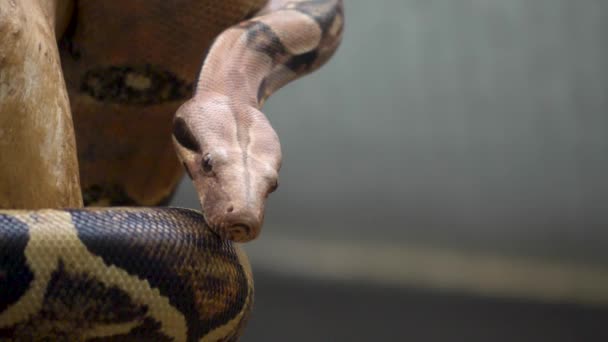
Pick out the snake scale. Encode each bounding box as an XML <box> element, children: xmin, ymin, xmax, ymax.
<box><xmin>0</xmin><ymin>0</ymin><xmax>344</xmax><ymax>340</ymax></box>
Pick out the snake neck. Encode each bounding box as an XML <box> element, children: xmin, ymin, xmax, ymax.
<box><xmin>196</xmin><ymin>0</ymin><xmax>345</xmax><ymax>110</ymax></box>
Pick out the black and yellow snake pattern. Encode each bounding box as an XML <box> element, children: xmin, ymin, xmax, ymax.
<box><xmin>0</xmin><ymin>0</ymin><xmax>344</xmax><ymax>340</ymax></box>
<box><xmin>0</xmin><ymin>209</ymin><xmax>252</xmax><ymax>341</ymax></box>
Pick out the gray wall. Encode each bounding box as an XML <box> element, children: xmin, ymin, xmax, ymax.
<box><xmin>174</xmin><ymin>0</ymin><xmax>608</xmax><ymax>267</ymax></box>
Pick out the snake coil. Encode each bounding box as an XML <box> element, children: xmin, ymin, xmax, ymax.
<box><xmin>0</xmin><ymin>208</ymin><xmax>252</xmax><ymax>341</ymax></box>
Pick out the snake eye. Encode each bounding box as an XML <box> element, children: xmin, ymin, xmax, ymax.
<box><xmin>202</xmin><ymin>154</ymin><xmax>213</xmax><ymax>174</ymax></box>
<box><xmin>269</xmin><ymin>179</ymin><xmax>279</xmax><ymax>194</ymax></box>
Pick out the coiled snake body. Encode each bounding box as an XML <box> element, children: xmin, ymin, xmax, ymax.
<box><xmin>0</xmin><ymin>0</ymin><xmax>344</xmax><ymax>340</ymax></box>
<box><xmin>0</xmin><ymin>208</ymin><xmax>252</xmax><ymax>341</ymax></box>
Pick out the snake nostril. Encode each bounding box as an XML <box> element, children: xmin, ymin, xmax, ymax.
<box><xmin>226</xmin><ymin>205</ymin><xmax>234</xmax><ymax>213</ymax></box>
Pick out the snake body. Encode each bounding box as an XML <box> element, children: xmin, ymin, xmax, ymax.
<box><xmin>0</xmin><ymin>0</ymin><xmax>344</xmax><ymax>340</ymax></box>
<box><xmin>0</xmin><ymin>208</ymin><xmax>251</xmax><ymax>341</ymax></box>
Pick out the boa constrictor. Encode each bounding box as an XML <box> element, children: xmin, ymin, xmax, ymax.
<box><xmin>0</xmin><ymin>0</ymin><xmax>344</xmax><ymax>340</ymax></box>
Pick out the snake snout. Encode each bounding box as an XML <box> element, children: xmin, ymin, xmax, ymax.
<box><xmin>223</xmin><ymin>211</ymin><xmax>261</xmax><ymax>242</ymax></box>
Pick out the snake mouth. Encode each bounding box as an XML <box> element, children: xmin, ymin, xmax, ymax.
<box><xmin>205</xmin><ymin>211</ymin><xmax>261</xmax><ymax>242</ymax></box>
<box><xmin>225</xmin><ymin>212</ymin><xmax>261</xmax><ymax>242</ymax></box>
<box><xmin>227</xmin><ymin>224</ymin><xmax>252</xmax><ymax>242</ymax></box>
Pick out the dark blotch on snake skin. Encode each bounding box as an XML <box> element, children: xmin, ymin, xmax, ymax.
<box><xmin>69</xmin><ymin>208</ymin><xmax>250</xmax><ymax>341</ymax></box>
<box><xmin>80</xmin><ymin>64</ymin><xmax>193</xmax><ymax>105</ymax></box>
<box><xmin>83</xmin><ymin>183</ymin><xmax>177</xmax><ymax>207</ymax></box>
<box><xmin>0</xmin><ymin>214</ymin><xmax>33</xmax><ymax>314</ymax></box>
<box><xmin>82</xmin><ymin>184</ymin><xmax>137</xmax><ymax>206</ymax></box>
<box><xmin>285</xmin><ymin>50</ymin><xmax>319</xmax><ymax>73</ymax></box>
<box><xmin>1</xmin><ymin>261</ymin><xmax>168</xmax><ymax>340</ymax></box>
<box><xmin>173</xmin><ymin>117</ymin><xmax>201</xmax><ymax>153</ymax></box>
<box><xmin>242</xmin><ymin>21</ymin><xmax>287</xmax><ymax>60</ymax></box>
<box><xmin>292</xmin><ymin>0</ymin><xmax>343</xmax><ymax>35</ymax></box>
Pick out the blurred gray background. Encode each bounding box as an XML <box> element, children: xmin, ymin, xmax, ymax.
<box><xmin>173</xmin><ymin>0</ymin><xmax>608</xmax><ymax>340</ymax></box>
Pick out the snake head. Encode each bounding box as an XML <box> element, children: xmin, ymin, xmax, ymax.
<box><xmin>172</xmin><ymin>94</ymin><xmax>282</xmax><ymax>242</ymax></box>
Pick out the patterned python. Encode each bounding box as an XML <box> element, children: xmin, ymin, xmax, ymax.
<box><xmin>0</xmin><ymin>0</ymin><xmax>343</xmax><ymax>340</ymax></box>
